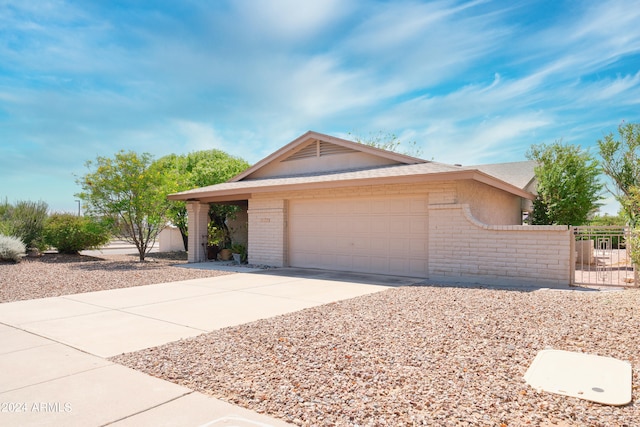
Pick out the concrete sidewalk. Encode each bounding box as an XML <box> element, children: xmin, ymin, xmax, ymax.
<box><xmin>0</xmin><ymin>268</ymin><xmax>416</xmax><ymax>426</ymax></box>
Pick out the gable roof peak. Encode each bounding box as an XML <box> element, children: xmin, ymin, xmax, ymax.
<box><xmin>230</xmin><ymin>130</ymin><xmax>427</xmax><ymax>182</ymax></box>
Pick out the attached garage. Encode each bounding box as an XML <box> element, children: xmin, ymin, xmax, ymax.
<box><xmin>288</xmin><ymin>196</ymin><xmax>429</xmax><ymax>276</ymax></box>
<box><xmin>169</xmin><ymin>130</ymin><xmax>545</xmax><ymax>283</ymax></box>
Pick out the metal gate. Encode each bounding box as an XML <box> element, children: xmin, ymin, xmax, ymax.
<box><xmin>572</xmin><ymin>226</ymin><xmax>635</xmax><ymax>286</ymax></box>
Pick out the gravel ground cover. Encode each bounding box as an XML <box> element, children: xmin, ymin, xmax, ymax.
<box><xmin>0</xmin><ymin>252</ymin><xmax>231</xmax><ymax>303</ymax></box>
<box><xmin>113</xmin><ymin>285</ymin><xmax>640</xmax><ymax>426</ymax></box>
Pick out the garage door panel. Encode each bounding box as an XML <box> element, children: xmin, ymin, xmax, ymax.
<box><xmin>370</xmin><ymin>199</ymin><xmax>388</xmax><ymax>214</ymax></box>
<box><xmin>319</xmin><ymin>236</ymin><xmax>336</xmax><ymax>252</ymax></box>
<box><xmin>352</xmin><ymin>199</ymin><xmax>372</xmax><ymax>214</ymax></box>
<box><xmin>335</xmin><ymin>218</ymin><xmax>354</xmax><ymax>233</ymax></box>
<box><xmin>293</xmin><ymin>252</ymin><xmax>316</xmax><ymax>267</ymax></box>
<box><xmin>335</xmin><ymin>255</ymin><xmax>353</xmax><ymax>270</ymax></box>
<box><xmin>369</xmin><ymin>238</ymin><xmax>389</xmax><ymax>254</ymax></box>
<box><xmin>352</xmin><ymin>237</ymin><xmax>371</xmax><ymax>251</ymax></box>
<box><xmin>291</xmin><ymin>202</ymin><xmax>316</xmax><ymax>215</ymax></box>
<box><xmin>409</xmin><ymin>239</ymin><xmax>428</xmax><ymax>255</ymax></box>
<box><xmin>318</xmin><ymin>220</ymin><xmax>335</xmax><ymax>233</ymax></box>
<box><xmin>409</xmin><ymin>217</ymin><xmax>428</xmax><ymax>234</ymax></box>
<box><xmin>335</xmin><ymin>236</ymin><xmax>351</xmax><ymax>250</ymax></box>
<box><xmin>320</xmin><ymin>253</ymin><xmax>338</xmax><ymax>266</ymax></box>
<box><xmin>388</xmin><ymin>239</ymin><xmax>407</xmax><ymax>253</ymax></box>
<box><xmin>410</xmin><ymin>199</ymin><xmax>429</xmax><ymax>213</ymax></box>
<box><xmin>388</xmin><ymin>222</ymin><xmax>404</xmax><ymax>234</ymax></box>
<box><xmin>389</xmin><ymin>258</ymin><xmax>410</xmax><ymax>275</ymax></box>
<box><xmin>371</xmin><ymin>217</ymin><xmax>391</xmax><ymax>232</ymax></box>
<box><xmin>409</xmin><ymin>259</ymin><xmax>429</xmax><ymax>275</ymax></box>
<box><xmin>353</xmin><ymin>218</ymin><xmax>371</xmax><ymax>233</ymax></box>
<box><xmin>289</xmin><ymin>197</ymin><xmax>428</xmax><ymax>277</ymax></box>
<box><xmin>389</xmin><ymin>200</ymin><xmax>410</xmax><ymax>214</ymax></box>
<box><xmin>352</xmin><ymin>255</ymin><xmax>371</xmax><ymax>271</ymax></box>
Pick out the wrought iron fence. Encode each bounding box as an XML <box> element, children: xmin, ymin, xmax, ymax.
<box><xmin>572</xmin><ymin>226</ymin><xmax>635</xmax><ymax>287</ymax></box>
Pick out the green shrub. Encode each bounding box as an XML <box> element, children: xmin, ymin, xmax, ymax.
<box><xmin>43</xmin><ymin>213</ymin><xmax>111</xmax><ymax>254</ymax></box>
<box><xmin>0</xmin><ymin>234</ymin><xmax>26</xmax><ymax>262</ymax></box>
<box><xmin>230</xmin><ymin>243</ymin><xmax>247</xmax><ymax>262</ymax></box>
<box><xmin>0</xmin><ymin>200</ymin><xmax>48</xmax><ymax>250</ymax></box>
<box><xmin>0</xmin><ymin>220</ymin><xmax>9</xmax><ymax>235</ymax></box>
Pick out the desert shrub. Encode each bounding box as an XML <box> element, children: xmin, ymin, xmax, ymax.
<box><xmin>43</xmin><ymin>213</ymin><xmax>111</xmax><ymax>254</ymax></box>
<box><xmin>0</xmin><ymin>200</ymin><xmax>48</xmax><ymax>250</ymax></box>
<box><xmin>0</xmin><ymin>234</ymin><xmax>26</xmax><ymax>262</ymax></box>
<box><xmin>629</xmin><ymin>228</ymin><xmax>640</xmax><ymax>268</ymax></box>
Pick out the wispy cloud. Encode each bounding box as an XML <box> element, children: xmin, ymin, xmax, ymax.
<box><xmin>0</xmin><ymin>0</ymin><xmax>638</xmax><ymax>211</ymax></box>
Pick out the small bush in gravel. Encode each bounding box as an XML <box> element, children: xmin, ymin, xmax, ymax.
<box><xmin>43</xmin><ymin>213</ymin><xmax>111</xmax><ymax>254</ymax></box>
<box><xmin>0</xmin><ymin>234</ymin><xmax>26</xmax><ymax>262</ymax></box>
<box><xmin>0</xmin><ymin>199</ymin><xmax>48</xmax><ymax>250</ymax></box>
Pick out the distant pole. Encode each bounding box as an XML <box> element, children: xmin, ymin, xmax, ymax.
<box><xmin>75</xmin><ymin>199</ymin><xmax>81</xmax><ymax>216</ymax></box>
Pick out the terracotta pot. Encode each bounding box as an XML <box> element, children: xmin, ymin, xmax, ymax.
<box><xmin>218</xmin><ymin>248</ymin><xmax>232</xmax><ymax>261</ymax></box>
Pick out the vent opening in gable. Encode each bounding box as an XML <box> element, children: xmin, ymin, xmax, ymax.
<box><xmin>283</xmin><ymin>140</ymin><xmax>358</xmax><ymax>162</ymax></box>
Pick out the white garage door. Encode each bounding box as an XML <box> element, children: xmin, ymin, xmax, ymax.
<box><xmin>288</xmin><ymin>196</ymin><xmax>428</xmax><ymax>277</ymax></box>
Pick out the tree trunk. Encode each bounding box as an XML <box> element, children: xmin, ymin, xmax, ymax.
<box><xmin>179</xmin><ymin>226</ymin><xmax>188</xmax><ymax>252</ymax></box>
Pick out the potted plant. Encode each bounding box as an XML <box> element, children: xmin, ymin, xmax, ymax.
<box><xmin>207</xmin><ymin>226</ymin><xmax>225</xmax><ymax>260</ymax></box>
<box><xmin>230</xmin><ymin>243</ymin><xmax>247</xmax><ymax>264</ymax></box>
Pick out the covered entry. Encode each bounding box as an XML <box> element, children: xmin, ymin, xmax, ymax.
<box><xmin>288</xmin><ymin>196</ymin><xmax>429</xmax><ymax>276</ymax></box>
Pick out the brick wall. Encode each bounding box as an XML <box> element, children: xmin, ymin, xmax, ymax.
<box><xmin>247</xmin><ymin>199</ymin><xmax>288</xmax><ymax>266</ymax></box>
<box><xmin>429</xmin><ymin>204</ymin><xmax>571</xmax><ymax>287</ymax></box>
<box><xmin>186</xmin><ymin>202</ymin><xmax>209</xmax><ymax>263</ymax></box>
<box><xmin>246</xmin><ymin>184</ymin><xmax>571</xmax><ymax>287</ymax></box>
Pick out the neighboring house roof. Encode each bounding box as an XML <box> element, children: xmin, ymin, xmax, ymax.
<box><xmin>465</xmin><ymin>161</ymin><xmax>537</xmax><ymax>192</ymax></box>
<box><xmin>168</xmin><ymin>131</ymin><xmax>536</xmax><ymax>203</ymax></box>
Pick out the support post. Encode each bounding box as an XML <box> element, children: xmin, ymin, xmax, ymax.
<box><xmin>186</xmin><ymin>201</ymin><xmax>209</xmax><ymax>263</ymax></box>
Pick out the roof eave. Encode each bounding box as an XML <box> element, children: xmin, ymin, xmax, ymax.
<box><xmin>168</xmin><ymin>169</ymin><xmax>535</xmax><ymax>203</ymax></box>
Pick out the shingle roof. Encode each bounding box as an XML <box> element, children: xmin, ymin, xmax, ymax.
<box><xmin>169</xmin><ymin>160</ymin><xmax>534</xmax><ymax>201</ymax></box>
<box><xmin>168</xmin><ymin>131</ymin><xmax>536</xmax><ymax>202</ymax></box>
<box><xmin>465</xmin><ymin>161</ymin><xmax>536</xmax><ymax>190</ymax></box>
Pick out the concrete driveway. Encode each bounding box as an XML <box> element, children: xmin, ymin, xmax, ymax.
<box><xmin>0</xmin><ymin>268</ymin><xmax>420</xmax><ymax>426</ymax></box>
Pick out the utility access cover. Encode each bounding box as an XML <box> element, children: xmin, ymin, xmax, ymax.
<box><xmin>524</xmin><ymin>349</ymin><xmax>632</xmax><ymax>406</ymax></box>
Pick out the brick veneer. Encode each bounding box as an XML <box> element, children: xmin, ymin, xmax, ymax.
<box><xmin>239</xmin><ymin>182</ymin><xmax>570</xmax><ymax>287</ymax></box>
<box><xmin>186</xmin><ymin>201</ymin><xmax>209</xmax><ymax>263</ymax></box>
<box><xmin>428</xmin><ymin>204</ymin><xmax>570</xmax><ymax>286</ymax></box>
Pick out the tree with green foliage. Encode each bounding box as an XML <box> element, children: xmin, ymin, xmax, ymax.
<box><xmin>43</xmin><ymin>213</ymin><xmax>111</xmax><ymax>254</ymax></box>
<box><xmin>621</xmin><ymin>186</ymin><xmax>640</xmax><ymax>268</ymax></box>
<box><xmin>588</xmin><ymin>212</ymin><xmax>626</xmax><ymax>226</ymax></box>
<box><xmin>526</xmin><ymin>141</ymin><xmax>603</xmax><ymax>225</ymax></box>
<box><xmin>598</xmin><ymin>122</ymin><xmax>640</xmax><ymax>225</ymax></box>
<box><xmin>77</xmin><ymin>151</ymin><xmax>178</xmax><ymax>261</ymax></box>
<box><xmin>155</xmin><ymin>150</ymin><xmax>250</xmax><ymax>249</ymax></box>
<box><xmin>348</xmin><ymin>131</ymin><xmax>424</xmax><ymax>158</ymax></box>
<box><xmin>0</xmin><ymin>199</ymin><xmax>48</xmax><ymax>250</ymax></box>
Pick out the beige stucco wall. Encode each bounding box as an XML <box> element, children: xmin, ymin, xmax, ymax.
<box><xmin>158</xmin><ymin>226</ymin><xmax>185</xmax><ymax>252</ymax></box>
<box><xmin>456</xmin><ymin>180</ymin><xmax>523</xmax><ymax>225</ymax></box>
<box><xmin>227</xmin><ymin>206</ymin><xmax>248</xmax><ymax>247</ymax></box>
<box><xmin>248</xmin><ymin>151</ymin><xmax>401</xmax><ymax>179</ymax></box>
<box><xmin>428</xmin><ymin>204</ymin><xmax>571</xmax><ymax>286</ymax></box>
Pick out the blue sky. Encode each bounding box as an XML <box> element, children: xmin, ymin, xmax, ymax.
<box><xmin>1</xmin><ymin>0</ymin><xmax>639</xmax><ymax>214</ymax></box>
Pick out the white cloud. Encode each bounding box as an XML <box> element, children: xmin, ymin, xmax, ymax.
<box><xmin>576</xmin><ymin>71</ymin><xmax>640</xmax><ymax>103</ymax></box>
<box><xmin>1</xmin><ymin>0</ymin><xmax>639</xmax><ymax>213</ymax></box>
<box><xmin>340</xmin><ymin>0</ymin><xmax>510</xmax><ymax>90</ymax></box>
<box><xmin>173</xmin><ymin>120</ymin><xmax>228</xmax><ymax>152</ymax></box>
<box><xmin>232</xmin><ymin>0</ymin><xmax>350</xmax><ymax>41</ymax></box>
